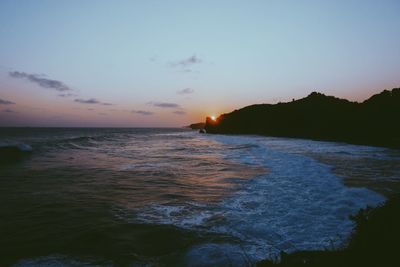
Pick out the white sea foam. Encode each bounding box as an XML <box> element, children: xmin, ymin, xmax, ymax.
<box><xmin>17</xmin><ymin>143</ymin><xmax>33</xmax><ymax>152</ymax></box>
<box><xmin>136</xmin><ymin>134</ymin><xmax>386</xmax><ymax>263</ymax></box>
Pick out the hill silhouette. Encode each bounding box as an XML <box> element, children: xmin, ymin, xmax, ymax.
<box><xmin>205</xmin><ymin>88</ymin><xmax>400</xmax><ymax>148</ymax></box>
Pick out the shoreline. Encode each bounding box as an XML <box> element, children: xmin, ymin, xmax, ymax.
<box><xmin>257</xmin><ymin>194</ymin><xmax>400</xmax><ymax>267</ymax></box>
<box><xmin>206</xmin><ymin>131</ymin><xmax>400</xmax><ymax>150</ymax></box>
<box><xmin>204</xmin><ymin>89</ymin><xmax>400</xmax><ymax>150</ymax></box>
<box><xmin>202</xmin><ymin>133</ymin><xmax>400</xmax><ymax>266</ymax></box>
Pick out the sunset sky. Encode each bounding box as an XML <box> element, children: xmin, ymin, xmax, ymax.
<box><xmin>1</xmin><ymin>0</ymin><xmax>399</xmax><ymax>127</ymax></box>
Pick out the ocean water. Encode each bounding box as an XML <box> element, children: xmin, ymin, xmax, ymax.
<box><xmin>1</xmin><ymin>128</ymin><xmax>399</xmax><ymax>266</ymax></box>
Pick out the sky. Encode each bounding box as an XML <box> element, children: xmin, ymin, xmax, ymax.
<box><xmin>0</xmin><ymin>0</ymin><xmax>399</xmax><ymax>127</ymax></box>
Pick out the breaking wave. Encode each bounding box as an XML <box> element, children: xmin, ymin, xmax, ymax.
<box><xmin>132</xmin><ymin>134</ymin><xmax>386</xmax><ymax>264</ymax></box>
<box><xmin>0</xmin><ymin>143</ymin><xmax>33</xmax><ymax>163</ymax></box>
<box><xmin>2</xmin><ymin>128</ymin><xmax>397</xmax><ymax>266</ymax></box>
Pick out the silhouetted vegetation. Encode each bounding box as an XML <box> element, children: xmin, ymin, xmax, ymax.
<box><xmin>257</xmin><ymin>194</ymin><xmax>400</xmax><ymax>267</ymax></box>
<box><xmin>205</xmin><ymin>88</ymin><xmax>400</xmax><ymax>148</ymax></box>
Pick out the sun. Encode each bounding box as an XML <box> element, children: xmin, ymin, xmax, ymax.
<box><xmin>210</xmin><ymin>115</ymin><xmax>216</xmax><ymax>121</ymax></box>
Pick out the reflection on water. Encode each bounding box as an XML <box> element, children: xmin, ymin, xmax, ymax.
<box><xmin>8</xmin><ymin>130</ymin><xmax>264</xmax><ymax>207</ymax></box>
<box><xmin>0</xmin><ymin>128</ymin><xmax>399</xmax><ymax>266</ymax></box>
<box><xmin>0</xmin><ymin>128</ymin><xmax>264</xmax><ymax>266</ymax></box>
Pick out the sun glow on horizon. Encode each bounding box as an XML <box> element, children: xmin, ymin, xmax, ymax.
<box><xmin>0</xmin><ymin>1</ymin><xmax>399</xmax><ymax>127</ymax></box>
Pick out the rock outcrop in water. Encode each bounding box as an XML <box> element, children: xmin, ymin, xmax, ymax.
<box><xmin>187</xmin><ymin>122</ymin><xmax>206</xmax><ymax>130</ymax></box>
<box><xmin>205</xmin><ymin>88</ymin><xmax>400</xmax><ymax>148</ymax></box>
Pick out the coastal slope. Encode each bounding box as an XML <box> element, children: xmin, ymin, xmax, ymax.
<box><xmin>205</xmin><ymin>88</ymin><xmax>400</xmax><ymax>148</ymax></box>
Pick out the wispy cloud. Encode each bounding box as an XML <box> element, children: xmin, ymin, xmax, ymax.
<box><xmin>58</xmin><ymin>93</ymin><xmax>77</xmax><ymax>98</ymax></box>
<box><xmin>169</xmin><ymin>55</ymin><xmax>202</xmax><ymax>72</ymax></box>
<box><xmin>170</xmin><ymin>55</ymin><xmax>202</xmax><ymax>67</ymax></box>
<box><xmin>74</xmin><ymin>98</ymin><xmax>113</xmax><ymax>105</ymax></box>
<box><xmin>75</xmin><ymin>98</ymin><xmax>99</xmax><ymax>104</ymax></box>
<box><xmin>9</xmin><ymin>71</ymin><xmax>71</xmax><ymax>92</ymax></box>
<box><xmin>173</xmin><ymin>110</ymin><xmax>186</xmax><ymax>115</ymax></box>
<box><xmin>177</xmin><ymin>88</ymin><xmax>194</xmax><ymax>95</ymax></box>
<box><xmin>0</xmin><ymin>98</ymin><xmax>15</xmax><ymax>105</ymax></box>
<box><xmin>2</xmin><ymin>108</ymin><xmax>14</xmax><ymax>113</ymax></box>
<box><xmin>148</xmin><ymin>101</ymin><xmax>180</xmax><ymax>109</ymax></box>
<box><xmin>132</xmin><ymin>110</ymin><xmax>154</xmax><ymax>116</ymax></box>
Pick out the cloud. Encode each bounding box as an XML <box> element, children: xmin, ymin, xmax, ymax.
<box><xmin>74</xmin><ymin>98</ymin><xmax>113</xmax><ymax>105</ymax></box>
<box><xmin>9</xmin><ymin>71</ymin><xmax>71</xmax><ymax>91</ymax></box>
<box><xmin>75</xmin><ymin>98</ymin><xmax>99</xmax><ymax>104</ymax></box>
<box><xmin>2</xmin><ymin>108</ymin><xmax>14</xmax><ymax>113</ymax></box>
<box><xmin>173</xmin><ymin>110</ymin><xmax>186</xmax><ymax>115</ymax></box>
<box><xmin>58</xmin><ymin>93</ymin><xmax>77</xmax><ymax>98</ymax></box>
<box><xmin>0</xmin><ymin>98</ymin><xmax>15</xmax><ymax>105</ymax></box>
<box><xmin>148</xmin><ymin>102</ymin><xmax>180</xmax><ymax>108</ymax></box>
<box><xmin>170</xmin><ymin>55</ymin><xmax>202</xmax><ymax>68</ymax></box>
<box><xmin>177</xmin><ymin>88</ymin><xmax>194</xmax><ymax>95</ymax></box>
<box><xmin>132</xmin><ymin>110</ymin><xmax>154</xmax><ymax>116</ymax></box>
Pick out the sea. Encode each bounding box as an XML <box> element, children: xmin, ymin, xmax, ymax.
<box><xmin>1</xmin><ymin>127</ymin><xmax>399</xmax><ymax>266</ymax></box>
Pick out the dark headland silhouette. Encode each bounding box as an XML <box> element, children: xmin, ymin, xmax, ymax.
<box><xmin>205</xmin><ymin>88</ymin><xmax>400</xmax><ymax>149</ymax></box>
<box><xmin>187</xmin><ymin>122</ymin><xmax>206</xmax><ymax>130</ymax></box>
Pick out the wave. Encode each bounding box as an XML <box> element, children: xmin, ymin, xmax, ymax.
<box><xmin>129</xmin><ymin>134</ymin><xmax>386</xmax><ymax>264</ymax></box>
<box><xmin>0</xmin><ymin>143</ymin><xmax>33</xmax><ymax>164</ymax></box>
<box><xmin>37</xmin><ymin>134</ymin><xmax>113</xmax><ymax>151</ymax></box>
<box><xmin>227</xmin><ymin>143</ymin><xmax>260</xmax><ymax>150</ymax></box>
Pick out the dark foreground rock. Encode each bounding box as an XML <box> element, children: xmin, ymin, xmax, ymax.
<box><xmin>257</xmin><ymin>195</ymin><xmax>400</xmax><ymax>267</ymax></box>
<box><xmin>205</xmin><ymin>88</ymin><xmax>400</xmax><ymax>149</ymax></box>
<box><xmin>188</xmin><ymin>122</ymin><xmax>206</xmax><ymax>130</ymax></box>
